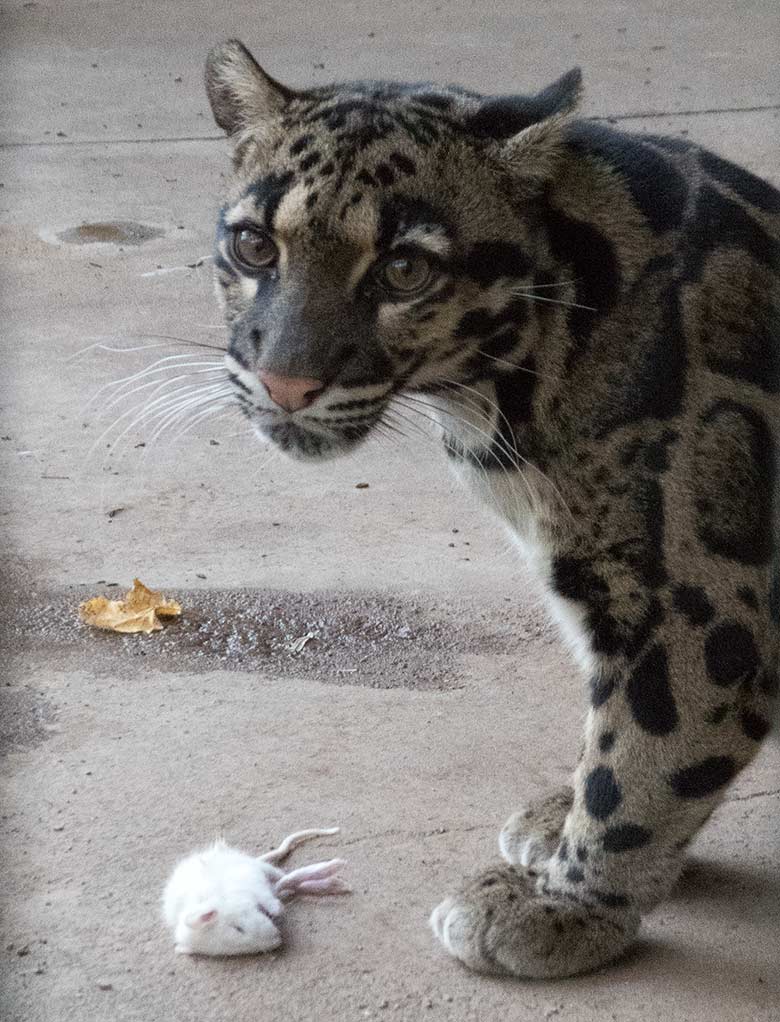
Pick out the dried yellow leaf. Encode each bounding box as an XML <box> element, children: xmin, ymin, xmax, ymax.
<box><xmin>78</xmin><ymin>578</ymin><xmax>182</xmax><ymax>634</ymax></box>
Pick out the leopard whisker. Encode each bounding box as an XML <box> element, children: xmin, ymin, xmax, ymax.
<box><xmin>99</xmin><ymin>365</ymin><xmax>226</xmax><ymax>417</ymax></box>
<box><xmin>148</xmin><ymin>386</ymin><xmax>236</xmax><ymax>443</ymax></box>
<box><xmin>91</xmin><ymin>381</ymin><xmax>232</xmax><ymax>460</ymax></box>
<box><xmin>438</xmin><ymin>378</ymin><xmax>574</xmax><ymax>522</ymax></box>
<box><xmin>475</xmin><ymin>349</ymin><xmax>562</xmax><ymax>383</ymax></box>
<box><xmin>86</xmin><ymin>353</ymin><xmax>225</xmax><ymax>411</ymax></box>
<box><xmin>399</xmin><ymin>391</ymin><xmax>536</xmax><ymax>520</ymax></box>
<box><xmin>512</xmin><ymin>290</ymin><xmax>598</xmax><ymax>313</ymax></box>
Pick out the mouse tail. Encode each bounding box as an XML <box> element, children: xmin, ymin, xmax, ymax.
<box><xmin>259</xmin><ymin>827</ymin><xmax>340</xmax><ymax>864</ymax></box>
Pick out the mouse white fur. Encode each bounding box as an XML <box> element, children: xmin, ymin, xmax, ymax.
<box><xmin>162</xmin><ymin>827</ymin><xmax>349</xmax><ymax>956</ymax></box>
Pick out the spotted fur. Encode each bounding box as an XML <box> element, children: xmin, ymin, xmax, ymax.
<box><xmin>205</xmin><ymin>40</ymin><xmax>779</xmax><ymax>978</ymax></box>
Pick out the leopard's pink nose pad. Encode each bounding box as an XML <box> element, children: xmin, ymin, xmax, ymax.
<box><xmin>257</xmin><ymin>370</ymin><xmax>326</xmax><ymax>412</ymax></box>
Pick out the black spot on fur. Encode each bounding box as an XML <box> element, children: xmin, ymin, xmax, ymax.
<box><xmin>670</xmin><ymin>756</ymin><xmax>738</xmax><ymax>798</ymax></box>
<box><xmin>699</xmin><ymin>149</ymin><xmax>780</xmax><ymax>215</ymax></box>
<box><xmin>289</xmin><ymin>134</ymin><xmax>314</xmax><ymax>156</ymax></box>
<box><xmin>759</xmin><ymin>670</ymin><xmax>779</xmax><ymax>697</ymax></box>
<box><xmin>626</xmin><ymin>643</ymin><xmax>679</xmax><ymax>736</ymax></box>
<box><xmin>541</xmin><ymin>203</ymin><xmax>621</xmax><ymax>352</ymax></box>
<box><xmin>673</xmin><ymin>585</ymin><xmax>715</xmax><ymax>627</ymax></box>
<box><xmin>552</xmin><ymin>557</ymin><xmax>643</xmax><ymax>658</ymax></box>
<box><xmin>377</xmin><ymin>196</ymin><xmax>451</xmax><ymax>251</ymax></box>
<box><xmin>684</xmin><ymin>185</ymin><xmax>778</xmax><ymax>280</ymax></box>
<box><xmin>576</xmin><ymin>844</ymin><xmax>588</xmax><ymax>863</ymax></box>
<box><xmin>706</xmin><ymin>702</ymin><xmax>731</xmax><ymax>725</ymax></box>
<box><xmin>603</xmin><ymin>823</ymin><xmax>652</xmax><ymax>853</ymax></box>
<box><xmin>413</xmin><ymin>92</ymin><xmax>455</xmax><ymax>110</ymax></box>
<box><xmin>305</xmin><ymin>192</ymin><xmax>319</xmax><ymax>211</ymax></box>
<box><xmin>595</xmin><ymin>286</ymin><xmax>687</xmax><ymax>434</ymax></box>
<box><xmin>592</xmin><ymin>891</ymin><xmax>629</xmax><ymax>908</ymax></box>
<box><xmin>463</xmin><ymin>242</ymin><xmax>532</xmax><ymax>286</ymax></box>
<box><xmin>598</xmin><ymin>731</ymin><xmax>616</xmax><ymax>753</ymax></box>
<box><xmin>455</xmin><ymin>302</ymin><xmax>527</xmax><ymax>341</ymax></box>
<box><xmin>566</xmin><ymin>866</ymin><xmax>585</xmax><ymax>883</ymax></box>
<box><xmin>769</xmin><ymin>566</ymin><xmax>780</xmax><ymax>624</ymax></box>
<box><xmin>644</xmin><ymin>430</ymin><xmax>678</xmax><ymax>471</ymax></box>
<box><xmin>389</xmin><ymin>151</ymin><xmax>416</xmax><ymax>175</ymax></box>
<box><xmin>374</xmin><ymin>162</ymin><xmax>395</xmax><ymax>187</ymax></box>
<box><xmin>584</xmin><ymin>766</ymin><xmax>622</xmax><ymax>820</ymax></box>
<box><xmin>736</xmin><ymin>586</ymin><xmax>759</xmax><ymax>610</ymax></box>
<box><xmin>567</xmin><ymin>123</ymin><xmax>688</xmax><ymax>233</ymax></box>
<box><xmin>552</xmin><ymin>556</ymin><xmax>609</xmax><ymax>603</ymax></box>
<box><xmin>694</xmin><ymin>401</ymin><xmax>776</xmax><ymax>565</ymax></box>
<box><xmin>558</xmin><ymin>838</ymin><xmax>569</xmax><ymax>861</ymax></box>
<box><xmin>590</xmin><ymin>676</ymin><xmax>617</xmax><ymax>708</ymax></box>
<box><xmin>299</xmin><ymin>151</ymin><xmax>320</xmax><ymax>172</ymax></box>
<box><xmin>494</xmin><ymin>360</ymin><xmax>537</xmax><ymax>427</ymax></box>
<box><xmin>605</xmin><ymin>477</ymin><xmax>667</xmax><ymax>589</ymax></box>
<box><xmin>739</xmin><ymin>709</ymin><xmax>772</xmax><ymax>742</ymax></box>
<box><xmin>248</xmin><ymin>171</ymin><xmax>295</xmax><ymax>230</ymax></box>
<box><xmin>699</xmin><ymin>283</ymin><xmax>779</xmax><ymax>395</ymax></box>
<box><xmin>477</xmin><ymin>328</ymin><xmax>523</xmax><ymax>364</ymax></box>
<box><xmin>704</xmin><ymin>622</ymin><xmax>759</xmax><ymax>687</ymax></box>
<box><xmin>319</xmin><ymin>160</ymin><xmax>335</xmax><ymax>177</ymax></box>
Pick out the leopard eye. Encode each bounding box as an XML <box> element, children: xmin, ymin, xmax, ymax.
<box><xmin>231</xmin><ymin>226</ymin><xmax>278</xmax><ymax>271</ymax></box>
<box><xmin>378</xmin><ymin>253</ymin><xmax>433</xmax><ymax>295</ymax></box>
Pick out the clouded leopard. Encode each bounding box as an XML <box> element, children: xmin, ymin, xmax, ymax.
<box><xmin>204</xmin><ymin>39</ymin><xmax>779</xmax><ymax>978</ymax></box>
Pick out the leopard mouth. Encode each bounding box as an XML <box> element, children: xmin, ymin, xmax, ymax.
<box><xmin>248</xmin><ymin>413</ymin><xmax>378</xmax><ymax>461</ymax></box>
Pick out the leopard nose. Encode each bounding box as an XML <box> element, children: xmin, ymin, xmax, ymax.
<box><xmin>257</xmin><ymin>370</ymin><xmax>326</xmax><ymax>412</ymax></box>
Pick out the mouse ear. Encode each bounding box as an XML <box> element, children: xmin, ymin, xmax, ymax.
<box><xmin>184</xmin><ymin>907</ymin><xmax>218</xmax><ymax>929</ymax></box>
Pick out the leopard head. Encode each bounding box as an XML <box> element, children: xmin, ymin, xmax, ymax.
<box><xmin>205</xmin><ymin>40</ymin><xmax>581</xmax><ymax>459</ymax></box>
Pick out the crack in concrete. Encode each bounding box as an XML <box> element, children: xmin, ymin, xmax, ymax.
<box><xmin>337</xmin><ymin>822</ymin><xmax>495</xmax><ymax>848</ymax></box>
<box><xmin>726</xmin><ymin>788</ymin><xmax>780</xmax><ymax>803</ymax></box>
<box><xmin>2</xmin><ymin>104</ymin><xmax>779</xmax><ymax>149</ymax></box>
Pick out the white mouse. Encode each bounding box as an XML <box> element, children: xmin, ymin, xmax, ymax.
<box><xmin>162</xmin><ymin>827</ymin><xmax>349</xmax><ymax>956</ymax></box>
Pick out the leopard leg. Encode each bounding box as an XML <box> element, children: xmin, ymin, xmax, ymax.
<box><xmin>499</xmin><ymin>786</ymin><xmax>573</xmax><ymax>869</ymax></box>
<box><xmin>431</xmin><ymin>598</ymin><xmax>776</xmax><ymax>978</ymax></box>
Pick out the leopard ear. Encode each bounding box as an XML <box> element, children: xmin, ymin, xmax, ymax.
<box><xmin>465</xmin><ymin>68</ymin><xmax>582</xmax><ymax>195</ymax></box>
<box><xmin>532</xmin><ymin>67</ymin><xmax>583</xmax><ymax>119</ymax></box>
<box><xmin>205</xmin><ymin>39</ymin><xmax>294</xmax><ymax>136</ymax></box>
<box><xmin>465</xmin><ymin>68</ymin><xmax>582</xmax><ymax>142</ymax></box>
<box><xmin>496</xmin><ymin>113</ymin><xmax>571</xmax><ymax>196</ymax></box>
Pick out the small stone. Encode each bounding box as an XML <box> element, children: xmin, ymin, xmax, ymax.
<box><xmin>96</xmin><ymin>980</ymin><xmax>114</xmax><ymax>991</ymax></box>
<box><xmin>17</xmin><ymin>945</ymin><xmax>30</xmax><ymax>957</ymax></box>
<box><xmin>355</xmin><ymin>482</ymin><xmax>369</xmax><ymax>489</ymax></box>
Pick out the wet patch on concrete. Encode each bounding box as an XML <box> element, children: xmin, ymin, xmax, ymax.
<box><xmin>1</xmin><ymin>585</ymin><xmax>553</xmax><ymax>691</ymax></box>
<box><xmin>57</xmin><ymin>221</ymin><xmax>164</xmax><ymax>246</ymax></box>
<box><xmin>0</xmin><ymin>687</ymin><xmax>55</xmax><ymax>756</ymax></box>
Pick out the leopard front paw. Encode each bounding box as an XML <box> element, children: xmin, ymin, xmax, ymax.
<box><xmin>430</xmin><ymin>864</ymin><xmax>638</xmax><ymax>979</ymax></box>
<box><xmin>499</xmin><ymin>786</ymin><xmax>574</xmax><ymax>868</ymax></box>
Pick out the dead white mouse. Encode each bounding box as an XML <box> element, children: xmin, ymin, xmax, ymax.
<box><xmin>162</xmin><ymin>827</ymin><xmax>349</xmax><ymax>956</ymax></box>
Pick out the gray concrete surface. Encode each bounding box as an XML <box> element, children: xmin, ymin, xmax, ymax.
<box><xmin>1</xmin><ymin>2</ymin><xmax>779</xmax><ymax>1020</ymax></box>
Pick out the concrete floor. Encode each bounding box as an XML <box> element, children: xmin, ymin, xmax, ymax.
<box><xmin>1</xmin><ymin>2</ymin><xmax>779</xmax><ymax>1020</ymax></box>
